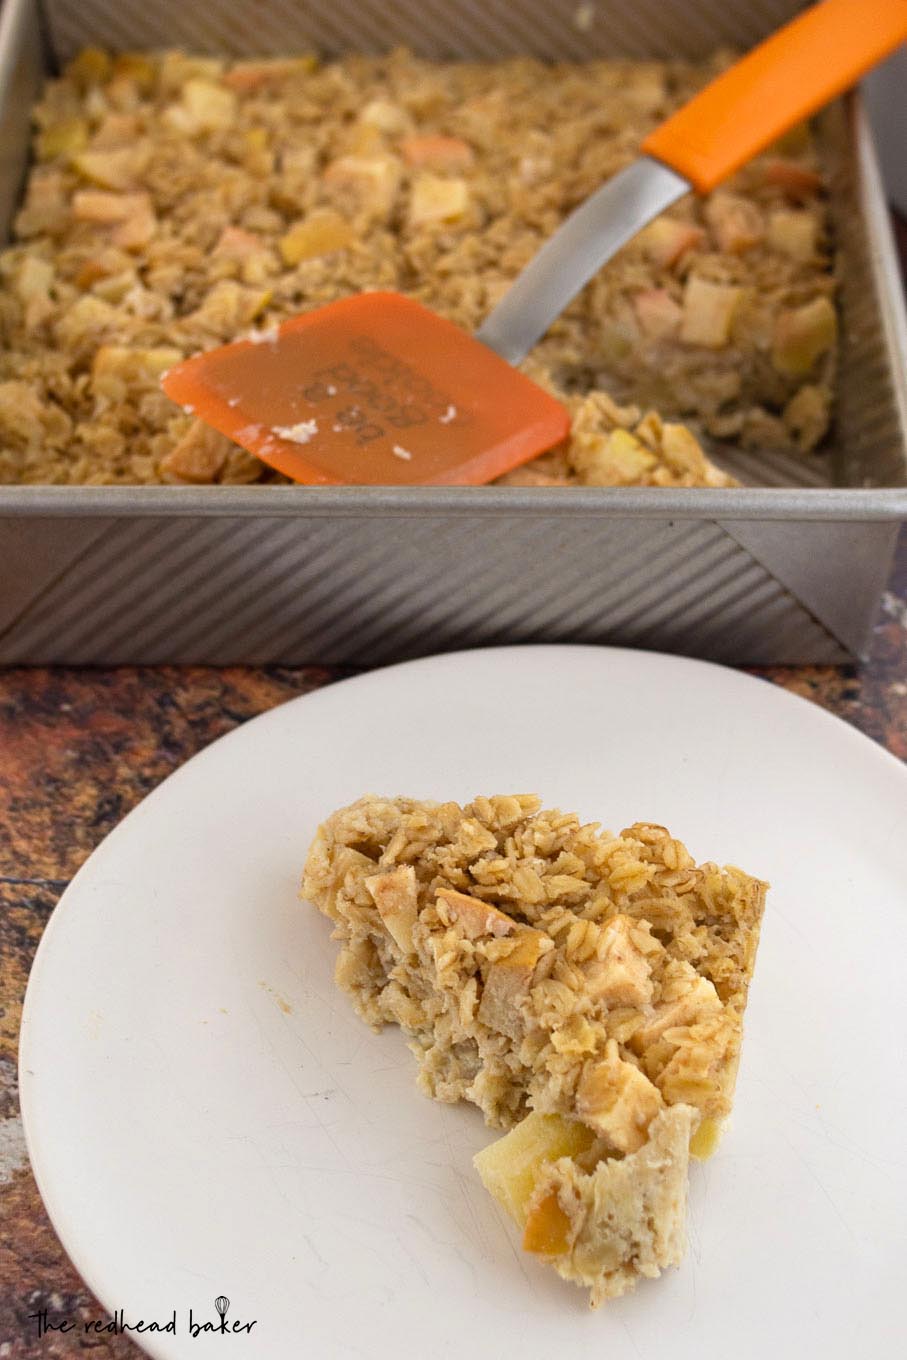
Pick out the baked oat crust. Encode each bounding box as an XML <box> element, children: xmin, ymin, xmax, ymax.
<box><xmin>0</xmin><ymin>48</ymin><xmax>833</xmax><ymax>484</ymax></box>
<box><xmin>302</xmin><ymin>792</ymin><xmax>767</xmax><ymax>1302</ymax></box>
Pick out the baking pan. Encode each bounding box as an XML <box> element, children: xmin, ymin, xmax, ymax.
<box><xmin>0</xmin><ymin>0</ymin><xmax>905</xmax><ymax>665</ymax></box>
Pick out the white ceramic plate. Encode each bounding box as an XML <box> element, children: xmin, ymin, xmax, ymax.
<box><xmin>20</xmin><ymin>646</ymin><xmax>907</xmax><ymax>1359</ymax></box>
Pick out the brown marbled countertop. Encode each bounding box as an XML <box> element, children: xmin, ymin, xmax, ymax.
<box><xmin>1</xmin><ymin>526</ymin><xmax>906</xmax><ymax>1356</ymax></box>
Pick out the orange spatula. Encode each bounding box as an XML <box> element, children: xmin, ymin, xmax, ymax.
<box><xmin>162</xmin><ymin>0</ymin><xmax>907</xmax><ymax>486</ymax></box>
<box><xmin>164</xmin><ymin>293</ymin><xmax>571</xmax><ymax>486</ymax></box>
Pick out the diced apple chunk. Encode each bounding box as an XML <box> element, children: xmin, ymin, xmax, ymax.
<box><xmin>89</xmin><ymin>269</ymin><xmax>138</xmax><ymax>305</ymax></box>
<box><xmin>90</xmin><ymin>113</ymin><xmax>142</xmax><ymax>150</ymax></box>
<box><xmin>523</xmin><ymin>1190</ymin><xmax>572</xmax><ymax>1255</ymax></box>
<box><xmin>639</xmin><ymin>217</ymin><xmax>704</xmax><ymax>269</ymax></box>
<box><xmin>767</xmin><ymin>209</ymin><xmax>818</xmax><ymax>261</ymax></box>
<box><xmin>15</xmin><ymin>172</ymin><xmax>68</xmax><ymax>237</ymax></box>
<box><xmin>97</xmin><ymin>344</ymin><xmax>182</xmax><ymax>375</ymax></box>
<box><xmin>435</xmin><ymin>888</ymin><xmax>516</xmax><ymax>940</ymax></box>
<box><xmin>213</xmin><ymin>226</ymin><xmax>264</xmax><ymax>260</ymax></box>
<box><xmin>54</xmin><ymin>294</ymin><xmax>119</xmax><ymax>348</ymax></box>
<box><xmin>14</xmin><ymin>256</ymin><xmax>54</xmax><ymax>303</ymax></box>
<box><xmin>111</xmin><ymin>52</ymin><xmax>157</xmax><ymax>89</ymax></box>
<box><xmin>473</xmin><ymin>1111</ymin><xmax>596</xmax><ymax>1225</ymax></box>
<box><xmin>582</xmin><ymin>914</ymin><xmax>654</xmax><ymax>1008</ymax></box>
<box><xmin>159</xmin><ymin>53</ymin><xmax>224</xmax><ymax>92</ymax></box>
<box><xmin>525</xmin><ymin>1105</ymin><xmax>696</xmax><ymax>1297</ymax></box>
<box><xmin>660</xmin><ymin>421</ymin><xmax>731</xmax><ymax>486</ymax></box>
<box><xmin>279</xmin><ymin>212</ymin><xmax>354</xmax><ymax>265</ymax></box>
<box><xmin>409</xmin><ymin>174</ymin><xmax>469</xmax><ymax>227</ymax></box>
<box><xmin>188</xmin><ymin>279</ymin><xmax>272</xmax><ymax>334</ymax></box>
<box><xmin>632</xmin><ymin>288</ymin><xmax>682</xmax><ymax>339</ymax></box>
<box><xmin>704</xmin><ymin>191</ymin><xmax>764</xmax><ymax>253</ymax></box>
<box><xmin>160</xmin><ymin>421</ymin><xmax>234</xmax><ymax>484</ymax></box>
<box><xmin>323</xmin><ymin>154</ymin><xmax>402</xmax><ymax>216</ymax></box>
<box><xmin>365</xmin><ymin>864</ymin><xmax>419</xmax><ymax>953</ymax></box>
<box><xmin>401</xmin><ymin>134</ymin><xmax>474</xmax><ymax>170</ymax></box>
<box><xmin>180</xmin><ymin>78</ymin><xmax>238</xmax><ymax>132</ymax></box>
<box><xmin>93</xmin><ymin>342</ymin><xmax>182</xmax><ymax>399</ymax></box>
<box><xmin>771</xmin><ymin>296</ymin><xmax>837</xmax><ymax>376</ymax></box>
<box><xmin>37</xmin><ymin>118</ymin><xmax>88</xmax><ymax>160</ymax></box>
<box><xmin>111</xmin><ymin>201</ymin><xmax>157</xmax><ymax>250</ymax></box>
<box><xmin>72</xmin><ymin>190</ymin><xmax>149</xmax><ymax>224</ymax></box>
<box><xmin>360</xmin><ymin>99</ymin><xmax>411</xmax><ymax>135</ymax></box>
<box><xmin>571</xmin><ymin>427</ymin><xmax>656</xmax><ymax>486</ymax></box>
<box><xmin>576</xmin><ymin>1041</ymin><xmax>662</xmax><ymax>1152</ymax></box>
<box><xmin>762</xmin><ymin>158</ymin><xmax>823</xmax><ymax>200</ymax></box>
<box><xmin>549</xmin><ymin>1014</ymin><xmax>598</xmax><ymax>1057</ymax></box>
<box><xmin>600</xmin><ymin>429</ymin><xmax>654</xmax><ymax>480</ymax></box>
<box><xmin>222</xmin><ymin>57</ymin><xmax>316</xmax><ymax>92</ymax></box>
<box><xmin>72</xmin><ymin>146</ymin><xmax>149</xmax><ymax>191</ymax></box>
<box><xmin>92</xmin><ymin>344</ymin><xmax>183</xmax><ymax>400</ymax></box>
<box><xmin>631</xmin><ymin>972</ymin><xmax>723</xmax><ymax>1051</ymax></box>
<box><xmin>478</xmin><ymin>929</ymin><xmax>546</xmax><ymax>1037</ymax></box>
<box><xmin>679</xmin><ymin>277</ymin><xmax>743</xmax><ymax>348</ymax></box>
<box><xmin>689</xmin><ymin>1115</ymin><xmax>722</xmax><ymax>1160</ymax></box>
<box><xmin>783</xmin><ymin>383</ymin><xmax>830</xmax><ymax>450</ymax></box>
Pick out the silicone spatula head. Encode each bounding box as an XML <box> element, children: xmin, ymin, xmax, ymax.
<box><xmin>161</xmin><ymin>293</ymin><xmax>570</xmax><ymax>486</ymax></box>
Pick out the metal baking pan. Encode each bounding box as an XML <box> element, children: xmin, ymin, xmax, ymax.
<box><xmin>1</xmin><ymin>0</ymin><xmax>905</xmax><ymax>665</ymax></box>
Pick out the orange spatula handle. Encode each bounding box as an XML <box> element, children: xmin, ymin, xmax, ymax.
<box><xmin>642</xmin><ymin>0</ymin><xmax>907</xmax><ymax>193</ymax></box>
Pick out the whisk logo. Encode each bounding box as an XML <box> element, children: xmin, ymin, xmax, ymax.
<box><xmin>188</xmin><ymin>1294</ymin><xmax>258</xmax><ymax>1337</ymax></box>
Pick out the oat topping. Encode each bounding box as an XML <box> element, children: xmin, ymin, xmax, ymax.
<box><xmin>302</xmin><ymin>793</ymin><xmax>767</xmax><ymax>1303</ymax></box>
<box><xmin>0</xmin><ymin>47</ymin><xmax>834</xmax><ymax>485</ymax></box>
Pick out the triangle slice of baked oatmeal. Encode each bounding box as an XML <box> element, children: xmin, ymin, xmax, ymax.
<box><xmin>302</xmin><ymin>793</ymin><xmax>767</xmax><ymax>1305</ymax></box>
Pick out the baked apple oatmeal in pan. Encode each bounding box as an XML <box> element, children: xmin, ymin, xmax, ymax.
<box><xmin>0</xmin><ymin>47</ymin><xmax>834</xmax><ymax>486</ymax></box>
<box><xmin>303</xmin><ymin>793</ymin><xmax>766</xmax><ymax>1305</ymax></box>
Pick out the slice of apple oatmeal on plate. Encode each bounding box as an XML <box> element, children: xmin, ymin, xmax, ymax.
<box><xmin>302</xmin><ymin>793</ymin><xmax>766</xmax><ymax>1306</ymax></box>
